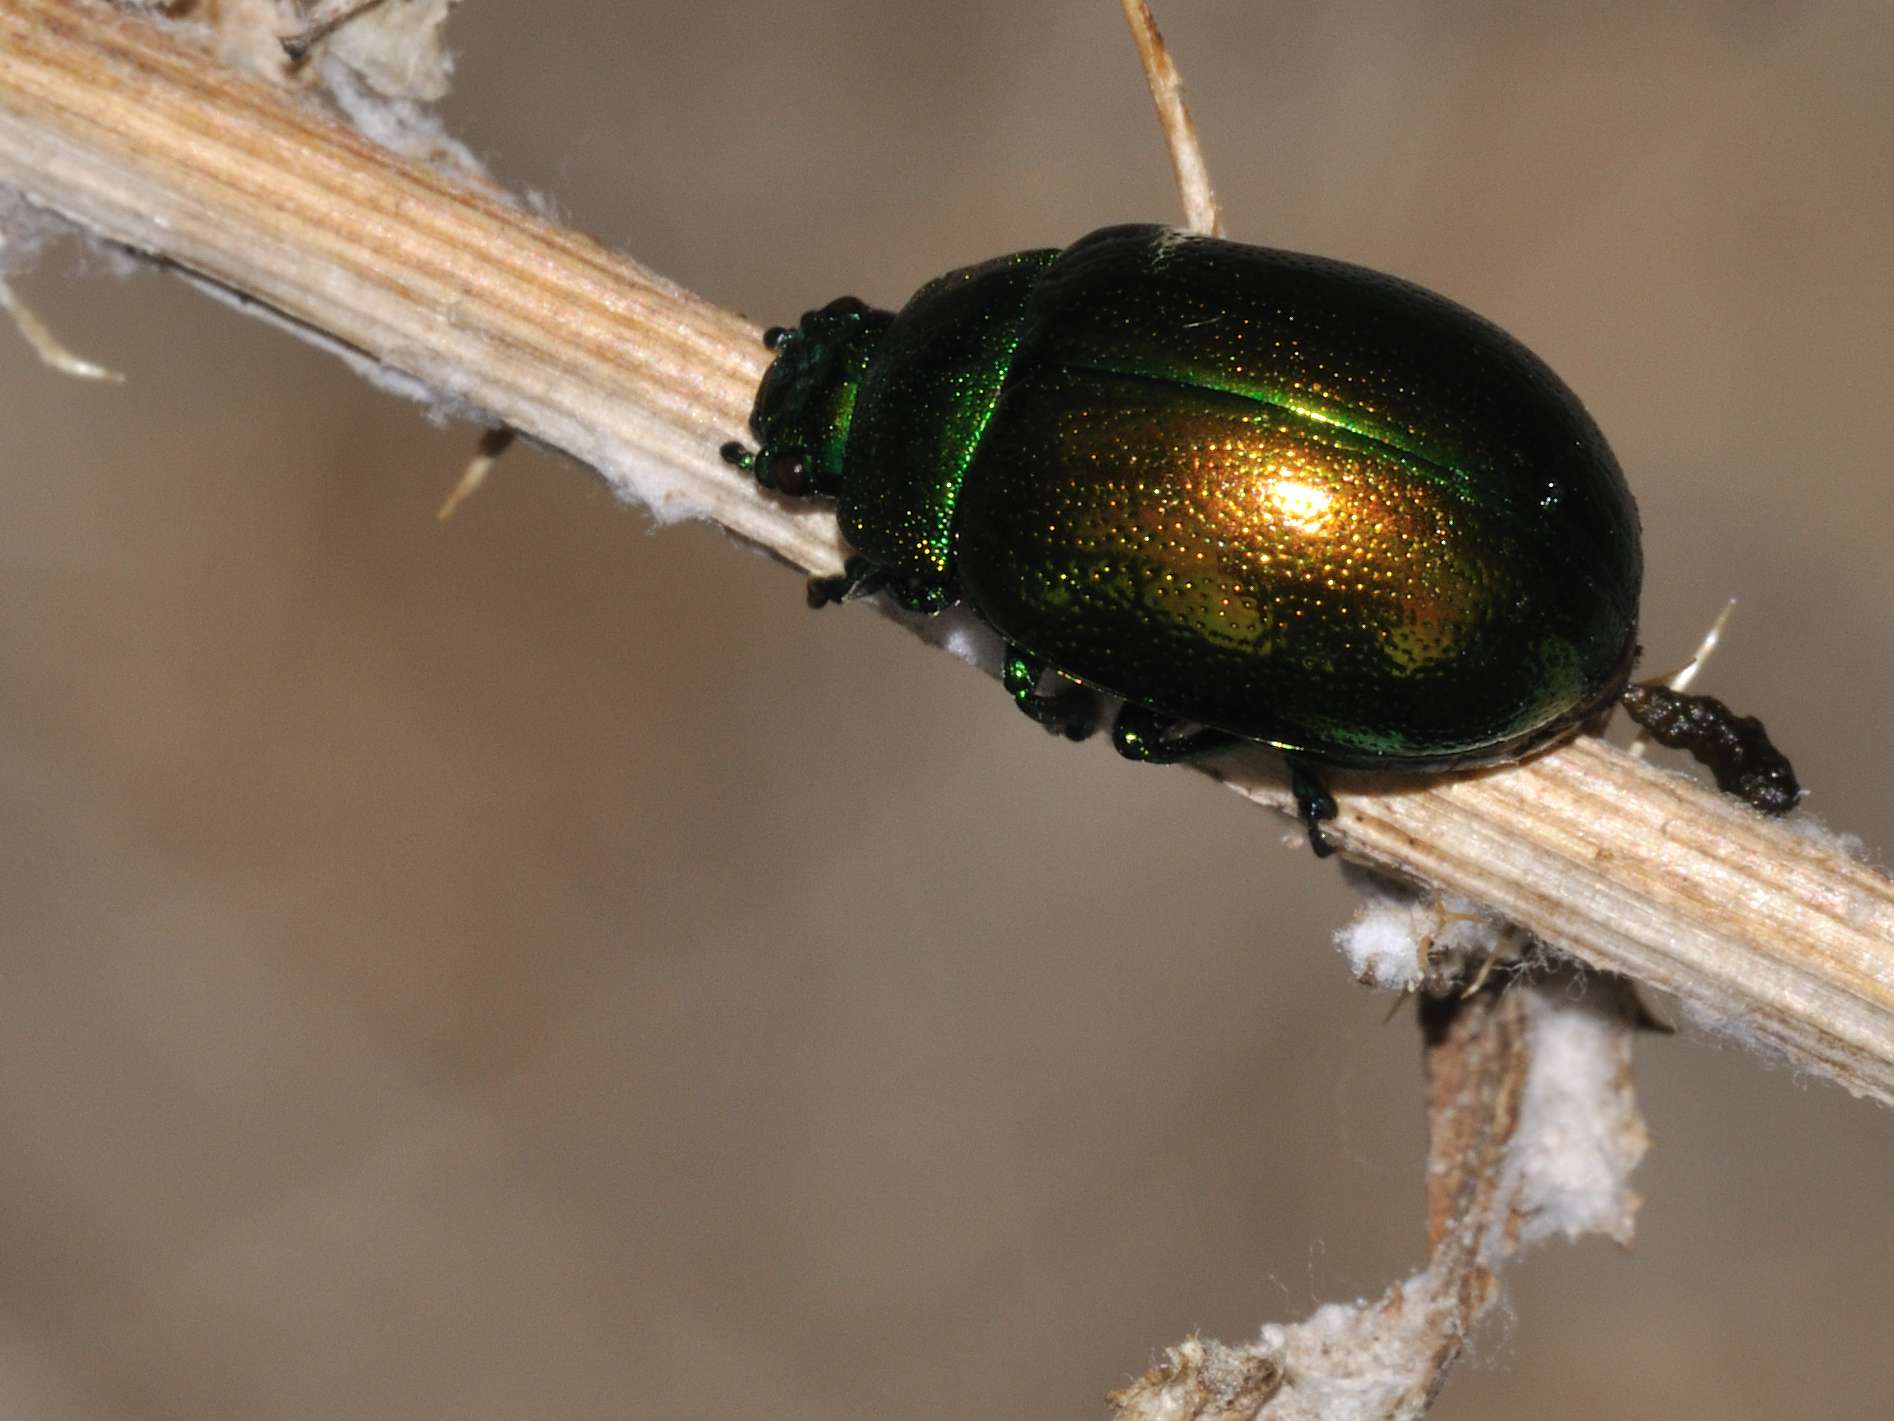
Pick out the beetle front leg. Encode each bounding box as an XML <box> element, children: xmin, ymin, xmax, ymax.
<box><xmin>1002</xmin><ymin>645</ymin><xmax>1097</xmax><ymax>741</ymax></box>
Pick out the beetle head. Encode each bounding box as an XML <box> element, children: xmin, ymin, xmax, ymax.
<box><xmin>742</xmin><ymin>296</ymin><xmax>892</xmax><ymax>498</ymax></box>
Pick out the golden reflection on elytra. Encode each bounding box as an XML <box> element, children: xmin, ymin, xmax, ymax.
<box><xmin>1260</xmin><ymin>470</ymin><xmax>1335</xmax><ymax>536</ymax></box>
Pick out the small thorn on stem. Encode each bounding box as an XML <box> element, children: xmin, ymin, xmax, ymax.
<box><xmin>1665</xmin><ymin>598</ymin><xmax>1737</xmax><ymax>696</ymax></box>
<box><xmin>0</xmin><ymin>273</ymin><xmax>124</xmax><ymax>383</ymax></box>
<box><xmin>437</xmin><ymin>426</ymin><xmax>515</xmax><ymax>521</ymax></box>
<box><xmin>1628</xmin><ymin>599</ymin><xmax>1737</xmax><ymax>761</ymax></box>
<box><xmin>281</xmin><ymin>0</ymin><xmax>394</xmax><ymax>62</ymax></box>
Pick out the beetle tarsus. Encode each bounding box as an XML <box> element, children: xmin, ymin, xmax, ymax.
<box><xmin>1619</xmin><ymin>681</ymin><xmax>1802</xmax><ymax>815</ymax></box>
<box><xmin>806</xmin><ymin>556</ymin><xmax>883</xmax><ymax>609</ymax></box>
<box><xmin>806</xmin><ymin>558</ymin><xmax>955</xmax><ymax>614</ymax></box>
<box><xmin>804</xmin><ymin>575</ymin><xmax>849</xmax><ymax>609</ymax></box>
<box><xmin>1287</xmin><ymin>760</ymin><xmax>1339</xmax><ymax>858</ymax></box>
<box><xmin>1003</xmin><ymin>646</ymin><xmax>1097</xmax><ymax>741</ymax></box>
<box><xmin>884</xmin><ymin>577</ymin><xmax>953</xmax><ymax>615</ymax></box>
<box><xmin>1109</xmin><ymin>703</ymin><xmax>1237</xmax><ymax>763</ymax></box>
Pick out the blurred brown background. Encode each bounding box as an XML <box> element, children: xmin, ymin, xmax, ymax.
<box><xmin>2</xmin><ymin>1</ymin><xmax>1891</xmax><ymax>1416</ymax></box>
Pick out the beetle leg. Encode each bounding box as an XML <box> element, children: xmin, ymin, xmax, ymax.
<box><xmin>1619</xmin><ymin>681</ymin><xmax>1801</xmax><ymax>816</ymax></box>
<box><xmin>807</xmin><ymin>559</ymin><xmax>956</xmax><ymax>614</ymax></box>
<box><xmin>1002</xmin><ymin>645</ymin><xmax>1096</xmax><ymax>741</ymax></box>
<box><xmin>806</xmin><ymin>556</ymin><xmax>886</xmax><ymax>609</ymax></box>
<box><xmin>1104</xmin><ymin>706</ymin><xmax>1341</xmax><ymax>857</ymax></box>
<box><xmin>1285</xmin><ymin>758</ymin><xmax>1339</xmax><ymax>859</ymax></box>
<box><xmin>883</xmin><ymin>574</ymin><xmax>955</xmax><ymax>615</ymax></box>
<box><xmin>1109</xmin><ymin>702</ymin><xmax>1237</xmax><ymax>763</ymax></box>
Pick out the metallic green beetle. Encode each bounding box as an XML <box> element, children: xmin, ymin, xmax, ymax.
<box><xmin>722</xmin><ymin>225</ymin><xmax>1798</xmax><ymax>852</ymax></box>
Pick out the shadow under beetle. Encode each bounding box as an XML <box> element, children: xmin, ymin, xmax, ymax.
<box><xmin>723</xmin><ymin>225</ymin><xmax>1799</xmax><ymax>854</ymax></box>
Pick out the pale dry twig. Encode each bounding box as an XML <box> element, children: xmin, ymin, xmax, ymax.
<box><xmin>1</xmin><ymin>0</ymin><xmax>1889</xmax><ymax>1104</ymax></box>
<box><xmin>3</xmin><ymin>5</ymin><xmax>1888</xmax><ymax>1415</ymax></box>
<box><xmin>1</xmin><ymin>3</ymin><xmax>1890</xmax><ymax>1096</ymax></box>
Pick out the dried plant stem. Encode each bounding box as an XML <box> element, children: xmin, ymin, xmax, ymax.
<box><xmin>1112</xmin><ymin>977</ymin><xmax>1648</xmax><ymax>1420</ymax></box>
<box><xmin>0</xmin><ymin>0</ymin><xmax>835</xmax><ymax>574</ymax></box>
<box><xmin>1119</xmin><ymin>0</ymin><xmax>1222</xmax><ymax>237</ymax></box>
<box><xmin>4</xmin><ymin>0</ymin><xmax>1892</xmax><ymax>1102</ymax></box>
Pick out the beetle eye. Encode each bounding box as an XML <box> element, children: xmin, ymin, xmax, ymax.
<box><xmin>763</xmin><ymin>326</ymin><xmax>791</xmax><ymax>350</ymax></box>
<box><xmin>762</xmin><ymin>450</ymin><xmax>809</xmax><ymax>497</ymax></box>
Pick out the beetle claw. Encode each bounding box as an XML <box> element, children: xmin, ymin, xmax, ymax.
<box><xmin>1288</xmin><ymin>761</ymin><xmax>1339</xmax><ymax>858</ymax></box>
